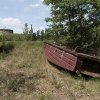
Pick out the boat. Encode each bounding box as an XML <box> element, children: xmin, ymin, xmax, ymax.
<box><xmin>44</xmin><ymin>42</ymin><xmax>100</xmax><ymax>78</ymax></box>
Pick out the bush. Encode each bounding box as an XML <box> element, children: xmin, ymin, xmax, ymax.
<box><xmin>0</xmin><ymin>42</ymin><xmax>14</xmax><ymax>53</ymax></box>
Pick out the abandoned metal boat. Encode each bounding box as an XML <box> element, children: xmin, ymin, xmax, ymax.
<box><xmin>44</xmin><ymin>42</ymin><xmax>100</xmax><ymax>78</ymax></box>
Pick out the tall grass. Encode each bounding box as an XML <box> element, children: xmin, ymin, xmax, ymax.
<box><xmin>0</xmin><ymin>41</ymin><xmax>100</xmax><ymax>100</ymax></box>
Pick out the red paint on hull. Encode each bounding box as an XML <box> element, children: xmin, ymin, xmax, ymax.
<box><xmin>44</xmin><ymin>42</ymin><xmax>100</xmax><ymax>78</ymax></box>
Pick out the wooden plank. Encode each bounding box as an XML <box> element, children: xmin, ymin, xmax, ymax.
<box><xmin>48</xmin><ymin>47</ymin><xmax>77</xmax><ymax>66</ymax></box>
<box><xmin>64</xmin><ymin>52</ymin><xmax>77</xmax><ymax>61</ymax></box>
<box><xmin>45</xmin><ymin>49</ymin><xmax>75</xmax><ymax>71</ymax></box>
<box><xmin>62</xmin><ymin>56</ymin><xmax>77</xmax><ymax>67</ymax></box>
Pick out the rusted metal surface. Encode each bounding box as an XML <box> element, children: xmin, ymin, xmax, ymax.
<box><xmin>44</xmin><ymin>42</ymin><xmax>100</xmax><ymax>78</ymax></box>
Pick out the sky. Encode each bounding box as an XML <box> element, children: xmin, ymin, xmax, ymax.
<box><xmin>0</xmin><ymin>0</ymin><xmax>51</xmax><ymax>33</ymax></box>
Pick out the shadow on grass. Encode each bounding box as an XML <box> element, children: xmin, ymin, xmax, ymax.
<box><xmin>47</xmin><ymin>60</ymin><xmax>96</xmax><ymax>81</ymax></box>
<box><xmin>0</xmin><ymin>42</ymin><xmax>15</xmax><ymax>58</ymax></box>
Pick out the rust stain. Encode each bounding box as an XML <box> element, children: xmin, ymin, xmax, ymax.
<box><xmin>44</xmin><ymin>42</ymin><xmax>100</xmax><ymax>78</ymax></box>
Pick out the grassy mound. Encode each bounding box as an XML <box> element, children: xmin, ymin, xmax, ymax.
<box><xmin>0</xmin><ymin>41</ymin><xmax>100</xmax><ymax>100</ymax></box>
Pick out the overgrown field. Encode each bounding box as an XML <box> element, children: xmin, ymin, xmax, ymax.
<box><xmin>0</xmin><ymin>41</ymin><xmax>100</xmax><ymax>100</ymax></box>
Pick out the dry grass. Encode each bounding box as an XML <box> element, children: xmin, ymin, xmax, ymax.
<box><xmin>0</xmin><ymin>41</ymin><xmax>100</xmax><ymax>100</ymax></box>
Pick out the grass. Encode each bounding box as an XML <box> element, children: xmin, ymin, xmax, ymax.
<box><xmin>0</xmin><ymin>41</ymin><xmax>100</xmax><ymax>100</ymax></box>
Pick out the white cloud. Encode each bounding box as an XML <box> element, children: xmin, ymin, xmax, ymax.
<box><xmin>0</xmin><ymin>18</ymin><xmax>21</xmax><ymax>25</ymax></box>
<box><xmin>30</xmin><ymin>4</ymin><xmax>40</xmax><ymax>8</ymax></box>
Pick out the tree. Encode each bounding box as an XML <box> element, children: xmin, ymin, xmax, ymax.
<box><xmin>40</xmin><ymin>30</ymin><xmax>44</xmax><ymax>40</ymax></box>
<box><xmin>32</xmin><ymin>32</ymin><xmax>37</xmax><ymax>41</ymax></box>
<box><xmin>44</xmin><ymin>28</ymin><xmax>53</xmax><ymax>40</ymax></box>
<box><xmin>36</xmin><ymin>30</ymin><xmax>40</xmax><ymax>40</ymax></box>
<box><xmin>30</xmin><ymin>24</ymin><xmax>33</xmax><ymax>41</ymax></box>
<box><xmin>43</xmin><ymin>0</ymin><xmax>100</xmax><ymax>48</ymax></box>
<box><xmin>23</xmin><ymin>23</ymin><xmax>29</xmax><ymax>41</ymax></box>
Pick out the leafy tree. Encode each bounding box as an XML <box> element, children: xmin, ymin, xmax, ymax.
<box><xmin>23</xmin><ymin>23</ymin><xmax>29</xmax><ymax>41</ymax></box>
<box><xmin>36</xmin><ymin>30</ymin><xmax>40</xmax><ymax>40</ymax></box>
<box><xmin>32</xmin><ymin>32</ymin><xmax>37</xmax><ymax>41</ymax></box>
<box><xmin>43</xmin><ymin>0</ymin><xmax>100</xmax><ymax>48</ymax></box>
<box><xmin>44</xmin><ymin>28</ymin><xmax>54</xmax><ymax>40</ymax></box>
<box><xmin>40</xmin><ymin>30</ymin><xmax>44</xmax><ymax>41</ymax></box>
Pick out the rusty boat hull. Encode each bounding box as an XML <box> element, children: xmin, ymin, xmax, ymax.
<box><xmin>44</xmin><ymin>42</ymin><xmax>100</xmax><ymax>78</ymax></box>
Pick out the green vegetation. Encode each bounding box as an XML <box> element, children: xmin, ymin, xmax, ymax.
<box><xmin>1</xmin><ymin>0</ymin><xmax>100</xmax><ymax>49</ymax></box>
<box><xmin>0</xmin><ymin>41</ymin><xmax>100</xmax><ymax>100</ymax></box>
<box><xmin>0</xmin><ymin>42</ymin><xmax>14</xmax><ymax>53</ymax></box>
<box><xmin>0</xmin><ymin>0</ymin><xmax>99</xmax><ymax>99</ymax></box>
<box><xmin>43</xmin><ymin>0</ymin><xmax>100</xmax><ymax>49</ymax></box>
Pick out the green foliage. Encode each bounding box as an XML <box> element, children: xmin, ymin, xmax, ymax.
<box><xmin>51</xmin><ymin>74</ymin><xmax>61</xmax><ymax>89</ymax></box>
<box><xmin>1</xmin><ymin>33</ymin><xmax>6</xmax><ymax>45</ymax></box>
<box><xmin>40</xmin><ymin>30</ymin><xmax>44</xmax><ymax>41</ymax></box>
<box><xmin>89</xmin><ymin>25</ymin><xmax>100</xmax><ymax>48</ymax></box>
<box><xmin>44</xmin><ymin>28</ymin><xmax>54</xmax><ymax>40</ymax></box>
<box><xmin>23</xmin><ymin>23</ymin><xmax>30</xmax><ymax>41</ymax></box>
<box><xmin>38</xmin><ymin>95</ymin><xmax>45</xmax><ymax>100</ymax></box>
<box><xmin>6</xmin><ymin>73</ymin><xmax>26</xmax><ymax>92</ymax></box>
<box><xmin>0</xmin><ymin>42</ymin><xmax>14</xmax><ymax>54</ymax></box>
<box><xmin>32</xmin><ymin>33</ymin><xmax>37</xmax><ymax>41</ymax></box>
<box><xmin>7</xmin><ymin>79</ymin><xmax>18</xmax><ymax>92</ymax></box>
<box><xmin>43</xmin><ymin>0</ymin><xmax>100</xmax><ymax>48</ymax></box>
<box><xmin>29</xmin><ymin>24</ymin><xmax>34</xmax><ymax>41</ymax></box>
<box><xmin>36</xmin><ymin>30</ymin><xmax>40</xmax><ymax>40</ymax></box>
<box><xmin>0</xmin><ymin>41</ymin><xmax>100</xmax><ymax>99</ymax></box>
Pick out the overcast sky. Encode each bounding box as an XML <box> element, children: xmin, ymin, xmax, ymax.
<box><xmin>0</xmin><ymin>0</ymin><xmax>50</xmax><ymax>33</ymax></box>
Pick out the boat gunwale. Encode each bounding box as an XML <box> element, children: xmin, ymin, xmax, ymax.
<box><xmin>44</xmin><ymin>42</ymin><xmax>100</xmax><ymax>78</ymax></box>
<box><xmin>44</xmin><ymin>42</ymin><xmax>100</xmax><ymax>62</ymax></box>
<box><xmin>44</xmin><ymin>42</ymin><xmax>78</xmax><ymax>57</ymax></box>
<box><xmin>77</xmin><ymin>53</ymin><xmax>100</xmax><ymax>63</ymax></box>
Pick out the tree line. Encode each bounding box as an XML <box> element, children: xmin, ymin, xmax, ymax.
<box><xmin>0</xmin><ymin>0</ymin><xmax>100</xmax><ymax>49</ymax></box>
<box><xmin>22</xmin><ymin>23</ymin><xmax>53</xmax><ymax>41</ymax></box>
<box><xmin>0</xmin><ymin>23</ymin><xmax>53</xmax><ymax>41</ymax></box>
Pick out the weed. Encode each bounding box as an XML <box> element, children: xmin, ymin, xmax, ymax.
<box><xmin>38</xmin><ymin>95</ymin><xmax>45</xmax><ymax>100</ymax></box>
<box><xmin>0</xmin><ymin>42</ymin><xmax>14</xmax><ymax>59</ymax></box>
<box><xmin>38</xmin><ymin>94</ymin><xmax>53</xmax><ymax>100</ymax></box>
<box><xmin>18</xmin><ymin>62</ymin><xmax>32</xmax><ymax>68</ymax></box>
<box><xmin>0</xmin><ymin>42</ymin><xmax>14</xmax><ymax>53</ymax></box>
<box><xmin>7</xmin><ymin>79</ymin><xmax>17</xmax><ymax>92</ymax></box>
<box><xmin>0</xmin><ymin>52</ymin><xmax>7</xmax><ymax>59</ymax></box>
<box><xmin>67</xmin><ymin>90</ymin><xmax>76</xmax><ymax>100</ymax></box>
<box><xmin>0</xmin><ymin>41</ymin><xmax>100</xmax><ymax>100</ymax></box>
<box><xmin>78</xmin><ymin>81</ymin><xmax>86</xmax><ymax>90</ymax></box>
<box><xmin>51</xmin><ymin>74</ymin><xmax>61</xmax><ymax>89</ymax></box>
<box><xmin>6</xmin><ymin>72</ymin><xmax>26</xmax><ymax>92</ymax></box>
<box><xmin>25</xmin><ymin>81</ymin><xmax>36</xmax><ymax>92</ymax></box>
